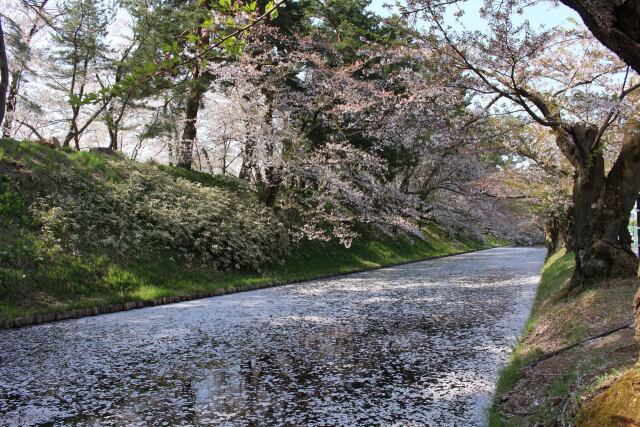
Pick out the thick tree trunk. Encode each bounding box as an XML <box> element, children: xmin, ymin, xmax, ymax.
<box><xmin>556</xmin><ymin>0</ymin><xmax>640</xmax><ymax>357</ymax></box>
<box><xmin>568</xmin><ymin>126</ymin><xmax>640</xmax><ymax>289</ymax></box>
<box><xmin>259</xmin><ymin>165</ymin><xmax>282</xmax><ymax>208</ymax></box>
<box><xmin>558</xmin><ymin>0</ymin><xmax>640</xmax><ymax>74</ymax></box>
<box><xmin>177</xmin><ymin>83</ymin><xmax>206</xmax><ymax>170</ymax></box>
<box><xmin>0</xmin><ymin>17</ymin><xmax>8</xmax><ymax>127</ymax></box>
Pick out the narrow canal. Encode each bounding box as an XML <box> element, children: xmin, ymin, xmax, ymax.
<box><xmin>0</xmin><ymin>247</ymin><xmax>545</xmax><ymax>426</ymax></box>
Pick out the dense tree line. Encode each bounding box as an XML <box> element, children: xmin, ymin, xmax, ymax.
<box><xmin>2</xmin><ymin>0</ymin><xmax>638</xmax><ymax>281</ymax></box>
<box><xmin>0</xmin><ymin>0</ymin><xmax>540</xmax><ymax>249</ymax></box>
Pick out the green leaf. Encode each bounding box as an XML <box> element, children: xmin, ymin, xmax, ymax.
<box><xmin>222</xmin><ymin>36</ymin><xmax>237</xmax><ymax>48</ymax></box>
<box><xmin>265</xmin><ymin>0</ymin><xmax>274</xmax><ymax>12</ymax></box>
<box><xmin>144</xmin><ymin>62</ymin><xmax>157</xmax><ymax>74</ymax></box>
<box><xmin>69</xmin><ymin>94</ymin><xmax>81</xmax><ymax>106</ymax></box>
<box><xmin>265</xmin><ymin>0</ymin><xmax>278</xmax><ymax>20</ymax></box>
<box><xmin>202</xmin><ymin>18</ymin><xmax>215</xmax><ymax>29</ymax></box>
<box><xmin>243</xmin><ymin>1</ymin><xmax>257</xmax><ymax>13</ymax></box>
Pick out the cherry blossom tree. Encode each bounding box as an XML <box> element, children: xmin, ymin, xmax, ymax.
<box><xmin>1</xmin><ymin>0</ymin><xmax>545</xmax><ymax>248</ymax></box>
<box><xmin>400</xmin><ymin>0</ymin><xmax>640</xmax><ymax>287</ymax></box>
<box><xmin>489</xmin><ymin>118</ymin><xmax>573</xmax><ymax>252</ymax></box>
<box><xmin>0</xmin><ymin>0</ymin><xmax>49</xmax><ymax>138</ymax></box>
<box><xmin>212</xmin><ymin>15</ymin><xmax>535</xmax><ymax>245</ymax></box>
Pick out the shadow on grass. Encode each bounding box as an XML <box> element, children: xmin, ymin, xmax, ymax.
<box><xmin>0</xmin><ymin>139</ymin><xmax>497</xmax><ymax>324</ymax></box>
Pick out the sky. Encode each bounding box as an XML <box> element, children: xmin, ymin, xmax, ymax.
<box><xmin>368</xmin><ymin>0</ymin><xmax>581</xmax><ymax>31</ymax></box>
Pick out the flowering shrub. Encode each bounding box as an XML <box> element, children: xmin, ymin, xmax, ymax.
<box><xmin>29</xmin><ymin>158</ymin><xmax>287</xmax><ymax>271</ymax></box>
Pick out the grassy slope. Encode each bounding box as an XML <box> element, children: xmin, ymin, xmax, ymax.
<box><xmin>492</xmin><ymin>250</ymin><xmax>576</xmax><ymax>401</ymax></box>
<box><xmin>0</xmin><ymin>140</ymin><xmax>496</xmax><ymax>324</ymax></box>
<box><xmin>491</xmin><ymin>250</ymin><xmax>639</xmax><ymax>426</ymax></box>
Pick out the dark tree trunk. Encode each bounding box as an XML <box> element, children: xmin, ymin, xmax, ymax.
<box><xmin>567</xmin><ymin>126</ymin><xmax>640</xmax><ymax>289</ymax></box>
<box><xmin>177</xmin><ymin>82</ymin><xmax>206</xmax><ymax>170</ymax></box>
<box><xmin>259</xmin><ymin>165</ymin><xmax>282</xmax><ymax>208</ymax></box>
<box><xmin>559</xmin><ymin>0</ymin><xmax>640</xmax><ymax>74</ymax></box>
<box><xmin>544</xmin><ymin>219</ymin><xmax>560</xmax><ymax>254</ymax></box>
<box><xmin>556</xmin><ymin>0</ymin><xmax>640</xmax><ymax>353</ymax></box>
<box><xmin>2</xmin><ymin>70</ymin><xmax>20</xmax><ymax>138</ymax></box>
<box><xmin>176</xmin><ymin>2</ymin><xmax>214</xmax><ymax>171</ymax></box>
<box><xmin>259</xmin><ymin>183</ymin><xmax>280</xmax><ymax>208</ymax></box>
<box><xmin>0</xmin><ymin>17</ymin><xmax>8</xmax><ymax>127</ymax></box>
<box><xmin>535</xmin><ymin>1</ymin><xmax>640</xmax><ymax>285</ymax></box>
<box><xmin>544</xmin><ymin>210</ymin><xmax>568</xmax><ymax>255</ymax></box>
<box><xmin>239</xmin><ymin>138</ymin><xmax>257</xmax><ymax>180</ymax></box>
<box><xmin>257</xmin><ymin>88</ymin><xmax>281</xmax><ymax>207</ymax></box>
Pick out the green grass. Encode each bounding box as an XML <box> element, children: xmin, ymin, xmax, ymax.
<box><xmin>157</xmin><ymin>163</ymin><xmax>249</xmax><ymax>192</ymax></box>
<box><xmin>534</xmin><ymin>249</ymin><xmax>576</xmax><ymax>305</ymax></box>
<box><xmin>517</xmin><ymin>249</ymin><xmax>576</xmax><ymax>338</ymax></box>
<box><xmin>0</xmin><ymin>139</ymin><xmax>499</xmax><ymax>324</ymax></box>
<box><xmin>491</xmin><ymin>248</ymin><xmax>639</xmax><ymax>426</ymax></box>
<box><xmin>0</xmin><ymin>222</ymin><xmax>491</xmax><ymax>324</ymax></box>
<box><xmin>489</xmin><ymin>249</ymin><xmax>576</xmax><ymax>427</ymax></box>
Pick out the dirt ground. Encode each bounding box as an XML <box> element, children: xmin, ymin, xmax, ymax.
<box><xmin>497</xmin><ymin>278</ymin><xmax>639</xmax><ymax>426</ymax></box>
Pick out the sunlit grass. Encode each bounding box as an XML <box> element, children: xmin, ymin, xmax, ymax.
<box><xmin>490</xmin><ymin>249</ymin><xmax>576</xmax><ymax>427</ymax></box>
<box><xmin>1</xmin><ymin>139</ymin><xmax>499</xmax><ymax>324</ymax></box>
<box><xmin>1</xmin><ymin>230</ymin><xmax>491</xmax><ymax>323</ymax></box>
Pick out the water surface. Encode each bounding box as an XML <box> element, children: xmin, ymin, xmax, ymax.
<box><xmin>0</xmin><ymin>247</ymin><xmax>546</xmax><ymax>426</ymax></box>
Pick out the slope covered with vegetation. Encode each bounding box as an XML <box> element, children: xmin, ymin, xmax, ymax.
<box><xmin>0</xmin><ymin>139</ymin><xmax>497</xmax><ymax>325</ymax></box>
<box><xmin>1</xmin><ymin>0</ymin><xmax>640</xmax><ymax>424</ymax></box>
<box><xmin>491</xmin><ymin>250</ymin><xmax>639</xmax><ymax>426</ymax></box>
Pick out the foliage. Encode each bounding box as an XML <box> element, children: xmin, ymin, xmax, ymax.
<box><xmin>1</xmin><ymin>0</ymin><xmax>543</xmax><ymax>246</ymax></box>
<box><xmin>401</xmin><ymin>0</ymin><xmax>640</xmax><ymax>285</ymax></box>
<box><xmin>300</xmin><ymin>0</ymin><xmax>400</xmax><ymax>64</ymax></box>
<box><xmin>46</xmin><ymin>0</ymin><xmax>113</xmax><ymax>146</ymax></box>
<box><xmin>2</xmin><ymin>140</ymin><xmax>287</xmax><ymax>272</ymax></box>
<box><xmin>0</xmin><ymin>139</ymin><xmax>497</xmax><ymax>322</ymax></box>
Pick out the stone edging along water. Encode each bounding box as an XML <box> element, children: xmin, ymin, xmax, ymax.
<box><xmin>2</xmin><ymin>246</ymin><xmax>503</xmax><ymax>330</ymax></box>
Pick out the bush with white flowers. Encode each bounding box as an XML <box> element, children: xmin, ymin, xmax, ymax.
<box><xmin>30</xmin><ymin>159</ymin><xmax>287</xmax><ymax>271</ymax></box>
